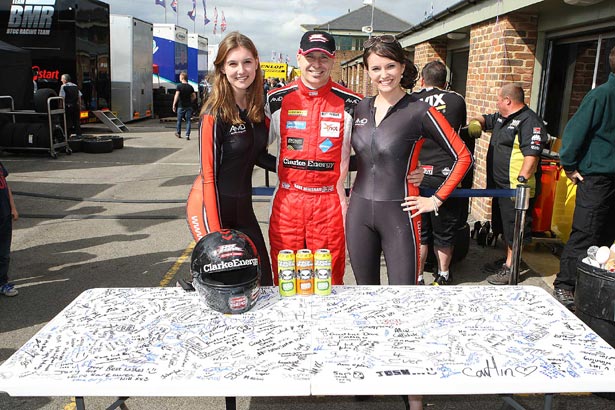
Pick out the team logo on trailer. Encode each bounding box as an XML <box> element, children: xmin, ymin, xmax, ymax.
<box><xmin>6</xmin><ymin>0</ymin><xmax>56</xmax><ymax>36</ymax></box>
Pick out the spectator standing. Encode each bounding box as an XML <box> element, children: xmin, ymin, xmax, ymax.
<box><xmin>265</xmin><ymin>30</ymin><xmax>362</xmax><ymax>284</ymax></box>
<box><xmin>411</xmin><ymin>60</ymin><xmax>473</xmax><ymax>285</ymax></box>
<box><xmin>468</xmin><ymin>83</ymin><xmax>548</xmax><ymax>285</ymax></box>
<box><xmin>59</xmin><ymin>74</ymin><xmax>82</xmax><ymax>138</ymax></box>
<box><xmin>173</xmin><ymin>71</ymin><xmax>196</xmax><ymax>140</ymax></box>
<box><xmin>553</xmin><ymin>46</ymin><xmax>615</xmax><ymax>310</ymax></box>
<box><xmin>0</xmin><ymin>161</ymin><xmax>18</xmax><ymax>297</ymax></box>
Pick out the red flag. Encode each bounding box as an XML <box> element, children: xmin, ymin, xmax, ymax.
<box><xmin>221</xmin><ymin>10</ymin><xmax>227</xmax><ymax>33</ymax></box>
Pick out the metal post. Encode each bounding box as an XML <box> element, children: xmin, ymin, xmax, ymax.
<box><xmin>225</xmin><ymin>396</ymin><xmax>237</xmax><ymax>410</ymax></box>
<box><xmin>509</xmin><ymin>185</ymin><xmax>530</xmax><ymax>285</ymax></box>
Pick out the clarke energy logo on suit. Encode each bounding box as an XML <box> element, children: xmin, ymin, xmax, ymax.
<box><xmin>6</xmin><ymin>0</ymin><xmax>55</xmax><ymax>35</ymax></box>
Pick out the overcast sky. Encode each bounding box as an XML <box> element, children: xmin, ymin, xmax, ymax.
<box><xmin>102</xmin><ymin>0</ymin><xmax>456</xmax><ymax>64</ymax></box>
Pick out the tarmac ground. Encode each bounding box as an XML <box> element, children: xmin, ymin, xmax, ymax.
<box><xmin>0</xmin><ymin>119</ymin><xmax>613</xmax><ymax>410</ymax></box>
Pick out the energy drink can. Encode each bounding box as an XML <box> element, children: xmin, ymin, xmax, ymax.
<box><xmin>296</xmin><ymin>249</ymin><xmax>314</xmax><ymax>295</ymax></box>
<box><xmin>314</xmin><ymin>249</ymin><xmax>332</xmax><ymax>296</ymax></box>
<box><xmin>278</xmin><ymin>250</ymin><xmax>296</xmax><ymax>297</ymax></box>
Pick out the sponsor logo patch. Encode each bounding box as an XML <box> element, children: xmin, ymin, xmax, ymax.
<box><xmin>319</xmin><ymin>138</ymin><xmax>333</xmax><ymax>153</ymax></box>
<box><xmin>288</xmin><ymin>109</ymin><xmax>308</xmax><ymax>116</ymax></box>
<box><xmin>229</xmin><ymin>124</ymin><xmax>246</xmax><ymax>135</ymax></box>
<box><xmin>286</xmin><ymin>121</ymin><xmax>307</xmax><ymax>130</ymax></box>
<box><xmin>354</xmin><ymin>118</ymin><xmax>368</xmax><ymax>126</ymax></box>
<box><xmin>287</xmin><ymin>137</ymin><xmax>304</xmax><ymax>150</ymax></box>
<box><xmin>442</xmin><ymin>167</ymin><xmax>451</xmax><ymax>177</ymax></box>
<box><xmin>422</xmin><ymin>165</ymin><xmax>434</xmax><ymax>175</ymax></box>
<box><xmin>533</xmin><ymin>127</ymin><xmax>542</xmax><ymax>133</ymax></box>
<box><xmin>320</xmin><ymin>121</ymin><xmax>340</xmax><ymax>137</ymax></box>
<box><xmin>282</xmin><ymin>158</ymin><xmax>335</xmax><ymax>171</ymax></box>
<box><xmin>228</xmin><ymin>295</ymin><xmax>248</xmax><ymax>311</ymax></box>
<box><xmin>321</xmin><ymin>112</ymin><xmax>342</xmax><ymax>119</ymax></box>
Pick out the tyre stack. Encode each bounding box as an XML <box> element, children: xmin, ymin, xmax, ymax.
<box><xmin>74</xmin><ymin>135</ymin><xmax>124</xmax><ymax>154</ymax></box>
<box><xmin>153</xmin><ymin>87</ymin><xmax>174</xmax><ymax>119</ymax></box>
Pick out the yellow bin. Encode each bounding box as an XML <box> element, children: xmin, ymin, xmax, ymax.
<box><xmin>551</xmin><ymin>168</ymin><xmax>577</xmax><ymax>243</ymax></box>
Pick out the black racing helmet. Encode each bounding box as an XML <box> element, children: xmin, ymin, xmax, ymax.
<box><xmin>191</xmin><ymin>229</ymin><xmax>261</xmax><ymax>314</ymax></box>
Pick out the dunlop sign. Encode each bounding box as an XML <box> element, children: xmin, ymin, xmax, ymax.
<box><xmin>261</xmin><ymin>62</ymin><xmax>287</xmax><ymax>79</ymax></box>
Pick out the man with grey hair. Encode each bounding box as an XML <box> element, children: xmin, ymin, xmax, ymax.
<box><xmin>468</xmin><ymin>83</ymin><xmax>548</xmax><ymax>285</ymax></box>
<box><xmin>59</xmin><ymin>73</ymin><xmax>82</xmax><ymax>138</ymax></box>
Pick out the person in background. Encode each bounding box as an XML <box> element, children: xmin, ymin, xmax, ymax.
<box><xmin>265</xmin><ymin>30</ymin><xmax>362</xmax><ymax>285</ymax></box>
<box><xmin>348</xmin><ymin>34</ymin><xmax>472</xmax><ymax>410</ymax></box>
<box><xmin>411</xmin><ymin>60</ymin><xmax>473</xmax><ymax>285</ymax></box>
<box><xmin>185</xmin><ymin>32</ymin><xmax>274</xmax><ymax>285</ymax></box>
<box><xmin>59</xmin><ymin>74</ymin><xmax>82</xmax><ymax>138</ymax></box>
<box><xmin>0</xmin><ymin>161</ymin><xmax>19</xmax><ymax>297</ymax></box>
<box><xmin>467</xmin><ymin>83</ymin><xmax>548</xmax><ymax>285</ymax></box>
<box><xmin>552</xmin><ymin>46</ymin><xmax>615</xmax><ymax>311</ymax></box>
<box><xmin>173</xmin><ymin>71</ymin><xmax>196</xmax><ymax>140</ymax></box>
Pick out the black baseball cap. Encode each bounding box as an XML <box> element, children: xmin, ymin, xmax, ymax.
<box><xmin>299</xmin><ymin>31</ymin><xmax>336</xmax><ymax>57</ymax></box>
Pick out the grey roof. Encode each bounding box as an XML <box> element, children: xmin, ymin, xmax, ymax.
<box><xmin>301</xmin><ymin>5</ymin><xmax>411</xmax><ymax>34</ymax></box>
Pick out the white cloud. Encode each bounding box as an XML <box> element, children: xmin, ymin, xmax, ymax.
<box><xmin>102</xmin><ymin>0</ymin><xmax>453</xmax><ymax>65</ymax></box>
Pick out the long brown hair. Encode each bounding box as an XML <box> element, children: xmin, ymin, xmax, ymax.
<box><xmin>201</xmin><ymin>31</ymin><xmax>264</xmax><ymax>124</ymax></box>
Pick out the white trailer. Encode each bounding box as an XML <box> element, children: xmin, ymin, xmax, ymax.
<box><xmin>187</xmin><ymin>33</ymin><xmax>208</xmax><ymax>92</ymax></box>
<box><xmin>110</xmin><ymin>15</ymin><xmax>153</xmax><ymax>122</ymax></box>
<box><xmin>153</xmin><ymin>24</ymin><xmax>188</xmax><ymax>91</ymax></box>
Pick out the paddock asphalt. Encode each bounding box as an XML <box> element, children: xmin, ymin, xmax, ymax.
<box><xmin>0</xmin><ymin>119</ymin><xmax>613</xmax><ymax>410</ymax></box>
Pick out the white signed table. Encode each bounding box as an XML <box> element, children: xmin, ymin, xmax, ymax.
<box><xmin>1</xmin><ymin>286</ymin><xmax>614</xmax><ymax>409</ymax></box>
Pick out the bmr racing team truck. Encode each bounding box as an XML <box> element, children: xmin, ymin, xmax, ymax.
<box><xmin>1</xmin><ymin>0</ymin><xmax>111</xmax><ymax>119</ymax></box>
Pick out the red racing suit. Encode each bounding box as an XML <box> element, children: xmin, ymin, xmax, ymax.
<box><xmin>265</xmin><ymin>79</ymin><xmax>361</xmax><ymax>284</ymax></box>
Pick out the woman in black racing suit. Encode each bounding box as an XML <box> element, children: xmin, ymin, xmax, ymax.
<box><xmin>346</xmin><ymin>34</ymin><xmax>473</xmax><ymax>410</ymax></box>
<box><xmin>186</xmin><ymin>32</ymin><xmax>274</xmax><ymax>285</ymax></box>
<box><xmin>347</xmin><ymin>36</ymin><xmax>472</xmax><ymax>287</ymax></box>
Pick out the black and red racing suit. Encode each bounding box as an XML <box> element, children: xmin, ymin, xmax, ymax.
<box><xmin>346</xmin><ymin>94</ymin><xmax>473</xmax><ymax>285</ymax></box>
<box><xmin>265</xmin><ymin>79</ymin><xmax>361</xmax><ymax>284</ymax></box>
<box><xmin>186</xmin><ymin>108</ymin><xmax>274</xmax><ymax>285</ymax></box>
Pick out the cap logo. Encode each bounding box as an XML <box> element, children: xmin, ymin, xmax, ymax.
<box><xmin>309</xmin><ymin>34</ymin><xmax>329</xmax><ymax>43</ymax></box>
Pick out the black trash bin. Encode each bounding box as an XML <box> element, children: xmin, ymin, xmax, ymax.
<box><xmin>575</xmin><ymin>259</ymin><xmax>615</xmax><ymax>348</ymax></box>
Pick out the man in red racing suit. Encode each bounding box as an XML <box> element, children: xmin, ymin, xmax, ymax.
<box><xmin>266</xmin><ymin>31</ymin><xmax>361</xmax><ymax>284</ymax></box>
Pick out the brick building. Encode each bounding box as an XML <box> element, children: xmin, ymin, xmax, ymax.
<box><xmin>342</xmin><ymin>0</ymin><xmax>615</xmax><ymax>228</ymax></box>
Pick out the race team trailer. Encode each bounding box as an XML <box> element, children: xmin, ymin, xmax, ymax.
<box><xmin>153</xmin><ymin>23</ymin><xmax>188</xmax><ymax>92</ymax></box>
<box><xmin>0</xmin><ymin>0</ymin><xmax>112</xmax><ymax>119</ymax></box>
<box><xmin>110</xmin><ymin>14</ymin><xmax>153</xmax><ymax>122</ymax></box>
<box><xmin>187</xmin><ymin>32</ymin><xmax>208</xmax><ymax>95</ymax></box>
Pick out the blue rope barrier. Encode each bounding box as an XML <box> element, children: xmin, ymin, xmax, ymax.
<box><xmin>253</xmin><ymin>187</ymin><xmax>517</xmax><ymax>198</ymax></box>
<box><xmin>419</xmin><ymin>188</ymin><xmax>516</xmax><ymax>198</ymax></box>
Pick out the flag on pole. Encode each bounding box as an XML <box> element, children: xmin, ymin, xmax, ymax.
<box><xmin>155</xmin><ymin>0</ymin><xmax>166</xmax><ymax>7</ymax></box>
<box><xmin>220</xmin><ymin>10</ymin><xmax>227</xmax><ymax>33</ymax></box>
<box><xmin>188</xmin><ymin>0</ymin><xmax>196</xmax><ymax>21</ymax></box>
<box><xmin>213</xmin><ymin>7</ymin><xmax>218</xmax><ymax>34</ymax></box>
<box><xmin>171</xmin><ymin>0</ymin><xmax>177</xmax><ymax>12</ymax></box>
<box><xmin>202</xmin><ymin>0</ymin><xmax>210</xmax><ymax>25</ymax></box>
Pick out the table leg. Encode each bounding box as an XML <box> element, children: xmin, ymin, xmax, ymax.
<box><xmin>225</xmin><ymin>396</ymin><xmax>237</xmax><ymax>410</ymax></box>
<box><xmin>76</xmin><ymin>397</ymin><xmax>86</xmax><ymax>410</ymax></box>
<box><xmin>500</xmin><ymin>395</ymin><xmax>527</xmax><ymax>409</ymax></box>
<box><xmin>500</xmin><ymin>394</ymin><xmax>555</xmax><ymax>410</ymax></box>
<box><xmin>543</xmin><ymin>394</ymin><xmax>554</xmax><ymax>410</ymax></box>
<box><xmin>106</xmin><ymin>397</ymin><xmax>129</xmax><ymax>410</ymax></box>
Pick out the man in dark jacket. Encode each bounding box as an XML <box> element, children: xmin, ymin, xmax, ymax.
<box><xmin>553</xmin><ymin>46</ymin><xmax>615</xmax><ymax>311</ymax></box>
